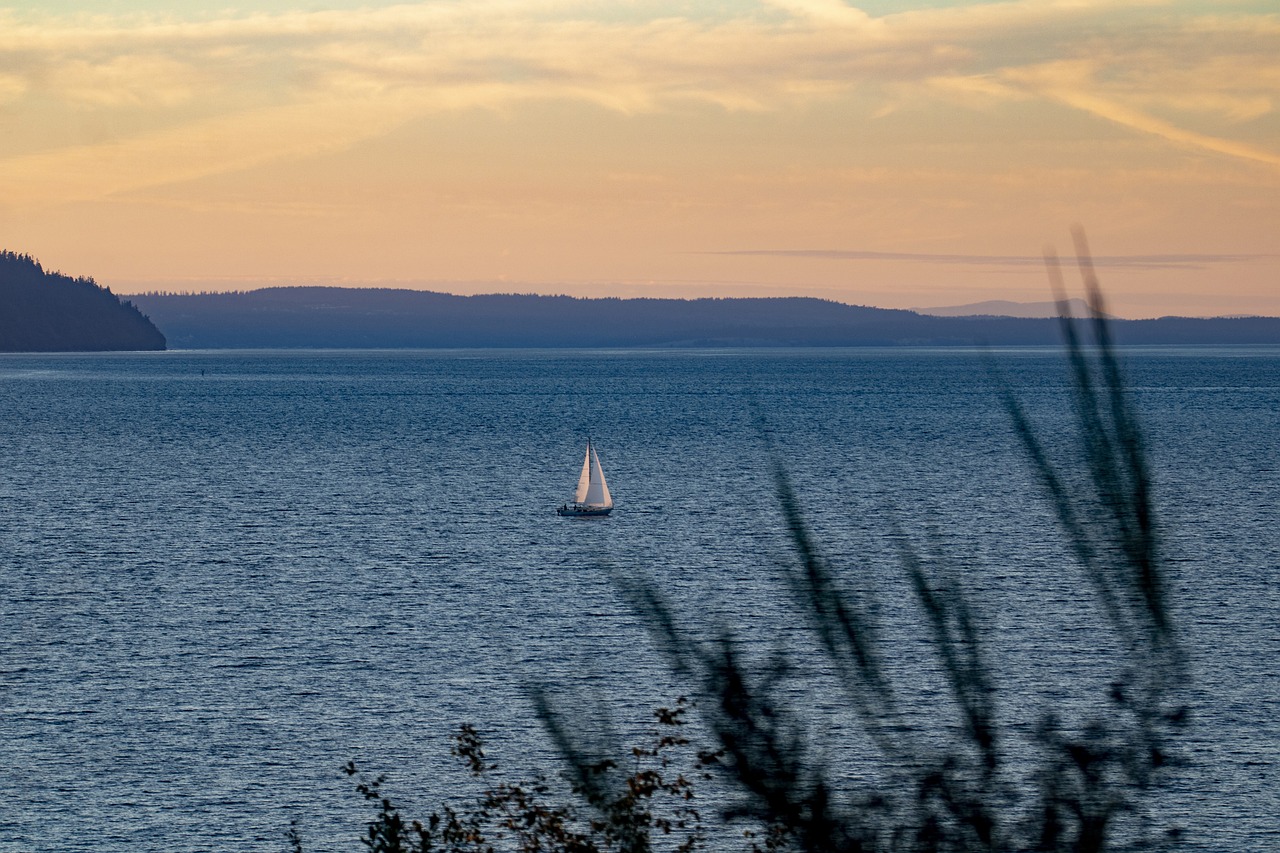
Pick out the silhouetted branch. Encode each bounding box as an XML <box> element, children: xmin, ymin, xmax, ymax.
<box><xmin>771</xmin><ymin>460</ymin><xmax>905</xmax><ymax>760</ymax></box>
<box><xmin>322</xmin><ymin>231</ymin><xmax>1187</xmax><ymax>853</ymax></box>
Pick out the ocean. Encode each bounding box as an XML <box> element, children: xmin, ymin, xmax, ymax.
<box><xmin>0</xmin><ymin>347</ymin><xmax>1276</xmax><ymax>851</ymax></box>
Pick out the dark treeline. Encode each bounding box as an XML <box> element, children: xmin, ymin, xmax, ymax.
<box><xmin>0</xmin><ymin>252</ymin><xmax>166</xmax><ymax>352</ymax></box>
<box><xmin>130</xmin><ymin>287</ymin><xmax>1280</xmax><ymax>349</ymax></box>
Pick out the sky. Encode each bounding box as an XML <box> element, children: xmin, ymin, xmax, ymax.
<box><xmin>0</xmin><ymin>0</ymin><xmax>1277</xmax><ymax>318</ymax></box>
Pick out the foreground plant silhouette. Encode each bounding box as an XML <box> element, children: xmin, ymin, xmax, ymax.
<box><xmin>313</xmin><ymin>699</ymin><xmax>719</xmax><ymax>853</ymax></box>
<box><xmin>303</xmin><ymin>232</ymin><xmax>1186</xmax><ymax>853</ymax></box>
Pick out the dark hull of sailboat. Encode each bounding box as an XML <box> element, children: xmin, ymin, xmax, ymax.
<box><xmin>557</xmin><ymin>504</ymin><xmax>613</xmax><ymax>517</ymax></box>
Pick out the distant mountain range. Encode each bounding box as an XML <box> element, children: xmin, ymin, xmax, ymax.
<box><xmin>128</xmin><ymin>287</ymin><xmax>1280</xmax><ymax>349</ymax></box>
<box><xmin>0</xmin><ymin>252</ymin><xmax>166</xmax><ymax>352</ymax></box>
<box><xmin>5</xmin><ymin>249</ymin><xmax>1276</xmax><ymax>352</ymax></box>
<box><xmin>917</xmin><ymin>298</ymin><xmax>1118</xmax><ymax>319</ymax></box>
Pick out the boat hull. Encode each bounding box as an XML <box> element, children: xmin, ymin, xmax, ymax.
<box><xmin>557</xmin><ymin>504</ymin><xmax>613</xmax><ymax>517</ymax></box>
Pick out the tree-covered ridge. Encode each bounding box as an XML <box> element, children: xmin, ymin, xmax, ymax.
<box><xmin>130</xmin><ymin>286</ymin><xmax>1280</xmax><ymax>349</ymax></box>
<box><xmin>0</xmin><ymin>251</ymin><xmax>165</xmax><ymax>352</ymax></box>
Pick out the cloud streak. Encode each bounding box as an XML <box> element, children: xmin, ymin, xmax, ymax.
<box><xmin>707</xmin><ymin>249</ymin><xmax>1274</xmax><ymax>271</ymax></box>
<box><xmin>0</xmin><ymin>93</ymin><xmax>422</xmax><ymax>204</ymax></box>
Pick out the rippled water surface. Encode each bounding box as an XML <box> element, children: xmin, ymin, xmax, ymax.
<box><xmin>1</xmin><ymin>348</ymin><xmax>1276</xmax><ymax>851</ymax></box>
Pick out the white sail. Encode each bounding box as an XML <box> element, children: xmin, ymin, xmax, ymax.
<box><xmin>573</xmin><ymin>443</ymin><xmax>593</xmax><ymax>503</ymax></box>
<box><xmin>561</xmin><ymin>439</ymin><xmax>614</xmax><ymax>515</ymax></box>
<box><xmin>584</xmin><ymin>444</ymin><xmax>612</xmax><ymax>508</ymax></box>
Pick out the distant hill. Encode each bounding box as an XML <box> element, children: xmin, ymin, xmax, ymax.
<box><xmin>917</xmin><ymin>298</ymin><xmax>1117</xmax><ymax>319</ymax></box>
<box><xmin>129</xmin><ymin>287</ymin><xmax>1280</xmax><ymax>348</ymax></box>
<box><xmin>0</xmin><ymin>253</ymin><xmax>166</xmax><ymax>352</ymax></box>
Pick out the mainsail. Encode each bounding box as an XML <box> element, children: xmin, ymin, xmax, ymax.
<box><xmin>572</xmin><ymin>440</ymin><xmax>612</xmax><ymax>508</ymax></box>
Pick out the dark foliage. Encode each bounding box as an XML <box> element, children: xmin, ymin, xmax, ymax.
<box><xmin>603</xmin><ymin>234</ymin><xmax>1185</xmax><ymax>852</ymax></box>
<box><xmin>306</xmin><ymin>233</ymin><xmax>1185</xmax><ymax>852</ymax></box>
<box><xmin>0</xmin><ymin>251</ymin><xmax>166</xmax><ymax>351</ymax></box>
<box><xmin>307</xmin><ymin>700</ymin><xmax>720</xmax><ymax>853</ymax></box>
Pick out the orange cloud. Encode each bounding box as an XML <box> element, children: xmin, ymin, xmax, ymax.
<box><xmin>1</xmin><ymin>1</ymin><xmax>1276</xmax><ymax>207</ymax></box>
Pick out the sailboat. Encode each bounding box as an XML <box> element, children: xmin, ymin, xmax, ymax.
<box><xmin>557</xmin><ymin>439</ymin><xmax>613</xmax><ymax>517</ymax></box>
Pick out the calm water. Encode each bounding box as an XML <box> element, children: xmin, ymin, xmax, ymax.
<box><xmin>0</xmin><ymin>348</ymin><xmax>1276</xmax><ymax>851</ymax></box>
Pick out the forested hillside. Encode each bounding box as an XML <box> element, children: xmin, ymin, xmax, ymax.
<box><xmin>129</xmin><ymin>286</ymin><xmax>1280</xmax><ymax>348</ymax></box>
<box><xmin>0</xmin><ymin>252</ymin><xmax>166</xmax><ymax>351</ymax></box>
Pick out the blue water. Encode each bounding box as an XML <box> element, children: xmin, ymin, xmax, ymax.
<box><xmin>0</xmin><ymin>348</ymin><xmax>1276</xmax><ymax>851</ymax></box>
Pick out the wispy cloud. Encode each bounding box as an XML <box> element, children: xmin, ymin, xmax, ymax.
<box><xmin>998</xmin><ymin>59</ymin><xmax>1280</xmax><ymax>168</ymax></box>
<box><xmin>0</xmin><ymin>93</ymin><xmax>421</xmax><ymax>204</ymax></box>
<box><xmin>706</xmin><ymin>249</ymin><xmax>1274</xmax><ymax>271</ymax></box>
<box><xmin>1042</xmin><ymin>86</ymin><xmax>1280</xmax><ymax>168</ymax></box>
<box><xmin>1</xmin><ymin>0</ymin><xmax>1277</xmax><ymax>208</ymax></box>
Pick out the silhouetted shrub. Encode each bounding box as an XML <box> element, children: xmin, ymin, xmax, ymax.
<box><xmin>304</xmin><ymin>232</ymin><xmax>1186</xmax><ymax>853</ymax></box>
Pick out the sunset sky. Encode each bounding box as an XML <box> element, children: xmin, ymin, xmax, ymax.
<box><xmin>1</xmin><ymin>0</ymin><xmax>1277</xmax><ymax>317</ymax></box>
